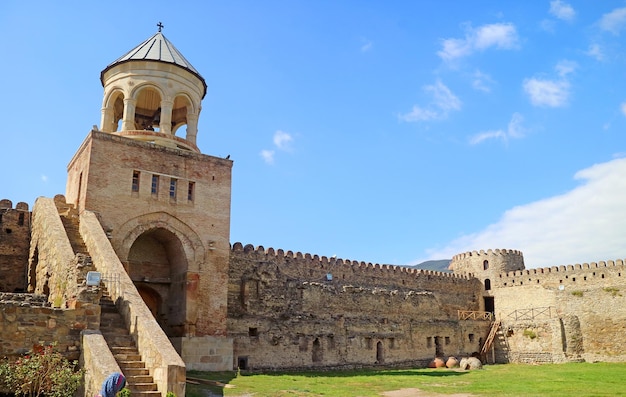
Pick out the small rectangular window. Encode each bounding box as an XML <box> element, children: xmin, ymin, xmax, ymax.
<box><xmin>132</xmin><ymin>171</ymin><xmax>140</xmax><ymax>192</ymax></box>
<box><xmin>151</xmin><ymin>175</ymin><xmax>159</xmax><ymax>196</ymax></box>
<box><xmin>169</xmin><ymin>178</ymin><xmax>177</xmax><ymax>200</ymax></box>
<box><xmin>187</xmin><ymin>181</ymin><xmax>195</xmax><ymax>202</ymax></box>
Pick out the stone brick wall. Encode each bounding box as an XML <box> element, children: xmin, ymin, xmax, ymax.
<box><xmin>0</xmin><ymin>199</ymin><xmax>30</xmax><ymax>292</ymax></box>
<box><xmin>67</xmin><ymin>131</ymin><xmax>232</xmax><ymax>338</ymax></box>
<box><xmin>0</xmin><ymin>293</ymin><xmax>100</xmax><ymax>361</ymax></box>
<box><xmin>228</xmin><ymin>243</ymin><xmax>490</xmax><ymax>370</ymax></box>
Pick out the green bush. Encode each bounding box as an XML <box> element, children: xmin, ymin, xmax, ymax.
<box><xmin>523</xmin><ymin>329</ymin><xmax>537</xmax><ymax>339</ymax></box>
<box><xmin>0</xmin><ymin>343</ymin><xmax>83</xmax><ymax>397</ymax></box>
<box><xmin>603</xmin><ymin>287</ymin><xmax>621</xmax><ymax>297</ymax></box>
<box><xmin>118</xmin><ymin>387</ymin><xmax>132</xmax><ymax>397</ymax></box>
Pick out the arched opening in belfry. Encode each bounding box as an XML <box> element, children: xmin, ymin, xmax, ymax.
<box><xmin>110</xmin><ymin>92</ymin><xmax>125</xmax><ymax>132</ymax></box>
<box><xmin>483</xmin><ymin>260</ymin><xmax>489</xmax><ymax>270</ymax></box>
<box><xmin>127</xmin><ymin>227</ymin><xmax>188</xmax><ymax>337</ymax></box>
<box><xmin>376</xmin><ymin>341</ymin><xmax>384</xmax><ymax>363</ymax></box>
<box><xmin>134</xmin><ymin>87</ymin><xmax>163</xmax><ymax>131</ymax></box>
<box><xmin>171</xmin><ymin>94</ymin><xmax>192</xmax><ymax>137</ymax></box>
<box><xmin>312</xmin><ymin>338</ymin><xmax>323</xmax><ymax>362</ymax></box>
<box><xmin>484</xmin><ymin>278</ymin><xmax>491</xmax><ymax>290</ymax></box>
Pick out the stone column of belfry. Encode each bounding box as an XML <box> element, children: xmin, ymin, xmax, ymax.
<box><xmin>186</xmin><ymin>112</ymin><xmax>199</xmax><ymax>144</ymax></box>
<box><xmin>101</xmin><ymin>104</ymin><xmax>114</xmax><ymax>132</ymax></box>
<box><xmin>159</xmin><ymin>99</ymin><xmax>173</xmax><ymax>135</ymax></box>
<box><xmin>122</xmin><ymin>98</ymin><xmax>137</xmax><ymax>131</ymax></box>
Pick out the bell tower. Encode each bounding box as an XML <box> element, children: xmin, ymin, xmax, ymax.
<box><xmin>65</xmin><ymin>25</ymin><xmax>233</xmax><ymax>370</ymax></box>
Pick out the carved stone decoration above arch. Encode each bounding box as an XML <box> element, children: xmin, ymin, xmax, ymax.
<box><xmin>114</xmin><ymin>211</ymin><xmax>206</xmax><ymax>273</ymax></box>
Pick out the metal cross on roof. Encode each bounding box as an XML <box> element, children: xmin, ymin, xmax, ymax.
<box><xmin>157</xmin><ymin>22</ymin><xmax>164</xmax><ymax>32</ymax></box>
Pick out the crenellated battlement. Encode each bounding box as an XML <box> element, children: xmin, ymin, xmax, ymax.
<box><xmin>451</xmin><ymin>248</ymin><xmax>524</xmax><ymax>262</ymax></box>
<box><xmin>449</xmin><ymin>248</ymin><xmax>525</xmax><ymax>276</ymax></box>
<box><xmin>231</xmin><ymin>242</ymin><xmax>468</xmax><ymax>281</ymax></box>
<box><xmin>0</xmin><ymin>199</ymin><xmax>31</xmax><ymax>293</ymax></box>
<box><xmin>0</xmin><ymin>199</ymin><xmax>30</xmax><ymax>212</ymax></box>
<box><xmin>494</xmin><ymin>257</ymin><xmax>626</xmax><ymax>289</ymax></box>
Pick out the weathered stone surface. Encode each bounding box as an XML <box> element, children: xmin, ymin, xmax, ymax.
<box><xmin>460</xmin><ymin>357</ymin><xmax>482</xmax><ymax>370</ymax></box>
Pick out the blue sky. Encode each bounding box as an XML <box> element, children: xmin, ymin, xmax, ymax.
<box><xmin>2</xmin><ymin>1</ymin><xmax>626</xmax><ymax>269</ymax></box>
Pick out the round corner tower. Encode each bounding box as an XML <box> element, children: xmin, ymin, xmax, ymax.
<box><xmin>450</xmin><ymin>249</ymin><xmax>525</xmax><ymax>313</ymax></box>
<box><xmin>450</xmin><ymin>249</ymin><xmax>525</xmax><ymax>278</ymax></box>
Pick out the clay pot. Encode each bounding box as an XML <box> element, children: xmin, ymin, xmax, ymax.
<box><xmin>428</xmin><ymin>357</ymin><xmax>446</xmax><ymax>368</ymax></box>
<box><xmin>446</xmin><ymin>356</ymin><xmax>459</xmax><ymax>368</ymax></box>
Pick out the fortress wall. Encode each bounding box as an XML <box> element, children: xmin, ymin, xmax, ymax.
<box><xmin>554</xmin><ymin>285</ymin><xmax>626</xmax><ymax>362</ymax></box>
<box><xmin>30</xmin><ymin>197</ymin><xmax>76</xmax><ymax>306</ymax></box>
<box><xmin>228</xmin><ymin>280</ymin><xmax>490</xmax><ymax>370</ymax></box>
<box><xmin>229</xmin><ymin>243</ymin><xmax>479</xmax><ymax>312</ymax></box>
<box><xmin>0</xmin><ymin>199</ymin><xmax>30</xmax><ymax>292</ymax></box>
<box><xmin>228</xmin><ymin>243</ymin><xmax>489</xmax><ymax>370</ymax></box>
<box><xmin>492</xmin><ymin>266</ymin><xmax>626</xmax><ymax>363</ymax></box>
<box><xmin>0</xmin><ymin>293</ymin><xmax>100</xmax><ymax>361</ymax></box>
<box><xmin>493</xmin><ymin>259</ymin><xmax>626</xmax><ymax>289</ymax></box>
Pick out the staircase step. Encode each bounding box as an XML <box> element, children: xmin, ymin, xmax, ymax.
<box><xmin>99</xmin><ymin>290</ymin><xmax>160</xmax><ymax>395</ymax></box>
<box><xmin>130</xmin><ymin>383</ymin><xmax>158</xmax><ymax>392</ymax></box>
<box><xmin>114</xmin><ymin>352</ymin><xmax>142</xmax><ymax>361</ymax></box>
<box><xmin>127</xmin><ymin>375</ymin><xmax>154</xmax><ymax>384</ymax></box>
<box><xmin>118</xmin><ymin>360</ymin><xmax>146</xmax><ymax>369</ymax></box>
<box><xmin>123</xmin><ymin>368</ymin><xmax>150</xmax><ymax>377</ymax></box>
<box><xmin>130</xmin><ymin>388</ymin><xmax>161</xmax><ymax>397</ymax></box>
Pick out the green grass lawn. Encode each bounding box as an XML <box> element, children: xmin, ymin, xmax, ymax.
<box><xmin>187</xmin><ymin>362</ymin><xmax>626</xmax><ymax>396</ymax></box>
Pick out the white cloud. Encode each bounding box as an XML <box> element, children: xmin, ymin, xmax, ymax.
<box><xmin>620</xmin><ymin>103</ymin><xmax>626</xmax><ymax>116</ymax></box>
<box><xmin>469</xmin><ymin>113</ymin><xmax>525</xmax><ymax>144</ymax></box>
<box><xmin>549</xmin><ymin>0</ymin><xmax>576</xmax><ymax>22</ymax></box>
<box><xmin>438</xmin><ymin>22</ymin><xmax>519</xmax><ymax>61</ymax></box>
<box><xmin>261</xmin><ymin>130</ymin><xmax>294</xmax><ymax>164</ymax></box>
<box><xmin>260</xmin><ymin>150</ymin><xmax>275</xmax><ymax>164</ymax></box>
<box><xmin>599</xmin><ymin>7</ymin><xmax>626</xmax><ymax>35</ymax></box>
<box><xmin>469</xmin><ymin>130</ymin><xmax>505</xmax><ymax>145</ymax></box>
<box><xmin>41</xmin><ymin>175</ymin><xmax>48</xmax><ymax>183</ymax></box>
<box><xmin>523</xmin><ymin>78</ymin><xmax>570</xmax><ymax>107</ymax></box>
<box><xmin>523</xmin><ymin>61</ymin><xmax>576</xmax><ymax>108</ymax></box>
<box><xmin>555</xmin><ymin>60</ymin><xmax>577</xmax><ymax>77</ymax></box>
<box><xmin>361</xmin><ymin>39</ymin><xmax>373</xmax><ymax>52</ymax></box>
<box><xmin>586</xmin><ymin>44</ymin><xmax>605</xmax><ymax>61</ymax></box>
<box><xmin>273</xmin><ymin>130</ymin><xmax>293</xmax><ymax>151</ymax></box>
<box><xmin>399</xmin><ymin>81</ymin><xmax>461</xmax><ymax>122</ymax></box>
<box><xmin>472</xmin><ymin>70</ymin><xmax>495</xmax><ymax>93</ymax></box>
<box><xmin>423</xmin><ymin>157</ymin><xmax>626</xmax><ymax>268</ymax></box>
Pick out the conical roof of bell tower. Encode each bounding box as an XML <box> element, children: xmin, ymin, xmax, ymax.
<box><xmin>100</xmin><ymin>30</ymin><xmax>207</xmax><ymax>98</ymax></box>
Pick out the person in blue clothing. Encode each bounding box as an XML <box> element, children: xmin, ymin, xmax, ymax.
<box><xmin>97</xmin><ymin>372</ymin><xmax>126</xmax><ymax>397</ymax></box>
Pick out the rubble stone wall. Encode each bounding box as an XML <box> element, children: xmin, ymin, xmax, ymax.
<box><xmin>228</xmin><ymin>243</ymin><xmax>490</xmax><ymax>370</ymax></box>
<box><xmin>0</xmin><ymin>293</ymin><xmax>100</xmax><ymax>361</ymax></box>
<box><xmin>0</xmin><ymin>199</ymin><xmax>30</xmax><ymax>292</ymax></box>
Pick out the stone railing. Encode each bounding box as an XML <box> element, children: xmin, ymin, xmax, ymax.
<box><xmin>79</xmin><ymin>210</ymin><xmax>186</xmax><ymax>396</ymax></box>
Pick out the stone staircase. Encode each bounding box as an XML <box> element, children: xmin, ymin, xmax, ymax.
<box><xmin>100</xmin><ymin>292</ymin><xmax>161</xmax><ymax>396</ymax></box>
<box><xmin>60</xmin><ymin>215</ymin><xmax>88</xmax><ymax>255</ymax></box>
